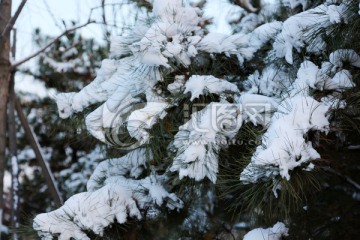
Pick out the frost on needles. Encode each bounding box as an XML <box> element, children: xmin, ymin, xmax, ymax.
<box><xmin>34</xmin><ymin>149</ymin><xmax>183</xmax><ymax>240</ymax></box>
<box><xmin>34</xmin><ymin>0</ymin><xmax>360</xmax><ymax>239</ymax></box>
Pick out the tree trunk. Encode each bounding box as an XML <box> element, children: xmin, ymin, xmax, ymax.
<box><xmin>8</xmin><ymin>28</ymin><xmax>19</xmax><ymax>240</ymax></box>
<box><xmin>0</xmin><ymin>0</ymin><xmax>12</xmax><ymax>235</ymax></box>
<box><xmin>8</xmin><ymin>75</ymin><xmax>19</xmax><ymax>240</ymax></box>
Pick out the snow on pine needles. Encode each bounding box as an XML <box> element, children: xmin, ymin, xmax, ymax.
<box><xmin>34</xmin><ymin>0</ymin><xmax>360</xmax><ymax>239</ymax></box>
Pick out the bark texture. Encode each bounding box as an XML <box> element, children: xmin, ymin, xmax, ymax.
<box><xmin>0</xmin><ymin>0</ymin><xmax>12</xmax><ymax>234</ymax></box>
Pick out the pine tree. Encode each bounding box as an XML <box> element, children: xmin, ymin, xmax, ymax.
<box><xmin>33</xmin><ymin>0</ymin><xmax>360</xmax><ymax>239</ymax></box>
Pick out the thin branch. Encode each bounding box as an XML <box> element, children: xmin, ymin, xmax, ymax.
<box><xmin>15</xmin><ymin>98</ymin><xmax>63</xmax><ymax>207</ymax></box>
<box><xmin>101</xmin><ymin>0</ymin><xmax>107</xmax><ymax>27</ymax></box>
<box><xmin>101</xmin><ymin>0</ymin><xmax>111</xmax><ymax>47</ymax></box>
<box><xmin>322</xmin><ymin>166</ymin><xmax>360</xmax><ymax>191</ymax></box>
<box><xmin>11</xmin><ymin>20</ymin><xmax>95</xmax><ymax>69</ymax></box>
<box><xmin>88</xmin><ymin>2</ymin><xmax>126</xmax><ymax>17</ymax></box>
<box><xmin>0</xmin><ymin>0</ymin><xmax>27</xmax><ymax>45</ymax></box>
<box><xmin>42</xmin><ymin>0</ymin><xmax>64</xmax><ymax>31</ymax></box>
<box><xmin>91</xmin><ymin>21</ymin><xmax>121</xmax><ymax>28</ymax></box>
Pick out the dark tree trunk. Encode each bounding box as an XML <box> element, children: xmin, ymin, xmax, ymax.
<box><xmin>0</xmin><ymin>0</ymin><xmax>12</xmax><ymax>236</ymax></box>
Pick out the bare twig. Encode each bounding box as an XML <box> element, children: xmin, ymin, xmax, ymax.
<box><xmin>101</xmin><ymin>0</ymin><xmax>111</xmax><ymax>47</ymax></box>
<box><xmin>322</xmin><ymin>166</ymin><xmax>360</xmax><ymax>191</ymax></box>
<box><xmin>11</xmin><ymin>20</ymin><xmax>95</xmax><ymax>69</ymax></box>
<box><xmin>101</xmin><ymin>0</ymin><xmax>108</xmax><ymax>27</ymax></box>
<box><xmin>42</xmin><ymin>0</ymin><xmax>64</xmax><ymax>31</ymax></box>
<box><xmin>91</xmin><ymin>21</ymin><xmax>121</xmax><ymax>28</ymax></box>
<box><xmin>88</xmin><ymin>2</ymin><xmax>126</xmax><ymax>18</ymax></box>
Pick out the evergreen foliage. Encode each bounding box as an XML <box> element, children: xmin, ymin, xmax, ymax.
<box><xmin>12</xmin><ymin>28</ymin><xmax>107</xmax><ymax>237</ymax></box>
<box><xmin>30</xmin><ymin>0</ymin><xmax>360</xmax><ymax>239</ymax></box>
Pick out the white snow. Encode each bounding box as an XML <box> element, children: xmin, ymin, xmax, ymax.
<box><xmin>184</xmin><ymin>75</ymin><xmax>239</xmax><ymax>101</ymax></box>
<box><xmin>34</xmin><ymin>182</ymin><xmax>143</xmax><ymax>240</ymax></box>
<box><xmin>3</xmin><ymin>171</ymin><xmax>11</xmax><ymax>192</ymax></box>
<box><xmin>273</xmin><ymin>3</ymin><xmax>351</xmax><ymax>64</ymax></box>
<box><xmin>250</xmin><ymin>22</ymin><xmax>283</xmax><ymax>48</ymax></box>
<box><xmin>59</xmin><ymin>146</ymin><xmax>104</xmax><ymax>195</ymax></box>
<box><xmin>240</xmin><ymin>53</ymin><xmax>359</xmax><ymax>184</ymax></box>
<box><xmin>329</xmin><ymin>49</ymin><xmax>360</xmax><ymax>68</ymax></box>
<box><xmin>15</xmin><ymin>74</ymin><xmax>54</xmax><ymax>99</ymax></box>
<box><xmin>57</xmin><ymin>56</ymin><xmax>163</xmax><ymax>142</ymax></box>
<box><xmin>243</xmin><ymin>66</ymin><xmax>290</xmax><ymax>97</ymax></box>
<box><xmin>243</xmin><ymin>222</ymin><xmax>289</xmax><ymax>240</ymax></box>
<box><xmin>37</xmin><ymin>0</ymin><xmax>360</xmax><ymax>238</ymax></box>
<box><xmin>55</xmin><ymin>0</ymin><xmax>284</xmax><ymax>144</ymax></box>
<box><xmin>203</xmin><ymin>0</ymin><xmax>244</xmax><ymax>34</ymax></box>
<box><xmin>87</xmin><ymin>148</ymin><xmax>147</xmax><ymax>191</ymax></box>
<box><xmin>197</xmin><ymin>21</ymin><xmax>281</xmax><ymax>65</ymax></box>
<box><xmin>241</xmin><ymin>96</ymin><xmax>329</xmax><ymax>183</ymax></box>
<box><xmin>291</xmin><ymin>57</ymin><xmax>357</xmax><ymax>93</ymax></box>
<box><xmin>236</xmin><ymin>93</ymin><xmax>279</xmax><ymax>126</ymax></box>
<box><xmin>11</xmin><ymin>156</ymin><xmax>20</xmax><ymax>212</ymax></box>
<box><xmin>34</xmin><ymin>150</ymin><xmax>183</xmax><ymax>239</ymax></box>
<box><xmin>129</xmin><ymin>0</ymin><xmax>202</xmax><ymax>67</ymax></box>
<box><xmin>324</xmin><ymin>70</ymin><xmax>355</xmax><ymax>90</ymax></box>
<box><xmin>167</xmin><ymin>75</ymin><xmax>185</xmax><ymax>94</ymax></box>
<box><xmin>0</xmin><ymin>224</ymin><xmax>8</xmax><ymax>234</ymax></box>
<box><xmin>170</xmin><ymin>102</ymin><xmax>242</xmax><ymax>183</ymax></box>
<box><xmin>42</xmin><ymin>55</ymin><xmax>82</xmax><ymax>73</ymax></box>
<box><xmin>294</xmin><ymin>60</ymin><xmax>320</xmax><ymax>91</ymax></box>
<box><xmin>327</xmin><ymin>4</ymin><xmax>347</xmax><ymax>24</ymax></box>
<box><xmin>127</xmin><ymin>101</ymin><xmax>169</xmax><ymax>144</ymax></box>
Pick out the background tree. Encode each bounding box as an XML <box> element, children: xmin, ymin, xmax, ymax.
<box><xmin>15</xmin><ymin>27</ymin><xmax>107</xmax><ymax>220</ymax></box>
<box><xmin>0</xmin><ymin>0</ymin><xmax>146</xmax><ymax>238</ymax></box>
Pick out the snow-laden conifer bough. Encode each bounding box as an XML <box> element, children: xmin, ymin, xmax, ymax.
<box><xmin>34</xmin><ymin>0</ymin><xmax>360</xmax><ymax>239</ymax></box>
<box><xmin>243</xmin><ymin>222</ymin><xmax>289</xmax><ymax>240</ymax></box>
